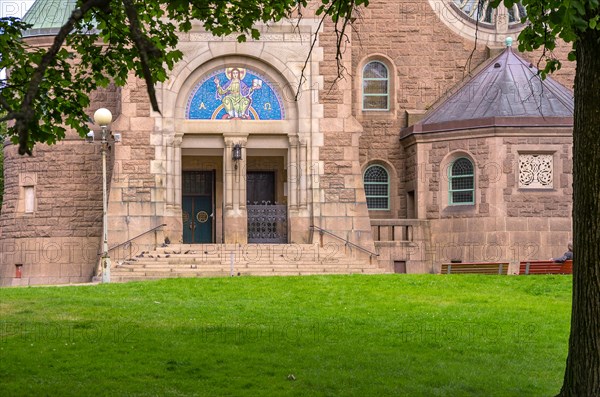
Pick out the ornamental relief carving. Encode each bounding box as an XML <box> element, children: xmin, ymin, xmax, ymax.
<box><xmin>518</xmin><ymin>154</ymin><xmax>553</xmax><ymax>188</ymax></box>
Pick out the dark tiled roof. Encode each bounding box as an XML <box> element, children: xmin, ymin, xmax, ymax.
<box><xmin>403</xmin><ymin>47</ymin><xmax>574</xmax><ymax>135</ymax></box>
<box><xmin>22</xmin><ymin>0</ymin><xmax>77</xmax><ymax>37</ymax></box>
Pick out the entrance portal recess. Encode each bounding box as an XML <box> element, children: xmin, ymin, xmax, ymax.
<box><xmin>182</xmin><ymin>171</ymin><xmax>215</xmax><ymax>243</ymax></box>
<box><xmin>247</xmin><ymin>171</ymin><xmax>287</xmax><ymax>243</ymax></box>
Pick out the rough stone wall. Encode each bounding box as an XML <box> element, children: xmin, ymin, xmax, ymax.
<box><xmin>349</xmin><ymin>0</ymin><xmax>575</xmax><ymax>222</ymax></box>
<box><xmin>425</xmin><ymin>138</ymin><xmax>492</xmax><ymax>219</ymax></box>
<box><xmin>107</xmin><ymin>75</ymin><xmax>164</xmax><ymax>256</ymax></box>
<box><xmin>503</xmin><ymin>137</ymin><xmax>572</xmax><ymax>218</ymax></box>
<box><xmin>417</xmin><ymin>129</ymin><xmax>573</xmax><ymax>267</ymax></box>
<box><xmin>0</xmin><ymin>83</ymin><xmax>120</xmax><ymax>286</ymax></box>
<box><xmin>316</xmin><ymin>20</ymin><xmax>376</xmax><ymax>254</ymax></box>
<box><xmin>0</xmin><ymin>140</ymin><xmax>102</xmax><ymax>285</ymax></box>
<box><xmin>351</xmin><ymin>0</ymin><xmax>490</xmax><ymax>219</ymax></box>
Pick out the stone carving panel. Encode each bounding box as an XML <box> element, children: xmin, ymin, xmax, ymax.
<box><xmin>519</xmin><ymin>154</ymin><xmax>553</xmax><ymax>188</ymax></box>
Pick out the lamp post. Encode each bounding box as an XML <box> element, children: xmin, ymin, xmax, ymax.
<box><xmin>93</xmin><ymin>108</ymin><xmax>113</xmax><ymax>283</ymax></box>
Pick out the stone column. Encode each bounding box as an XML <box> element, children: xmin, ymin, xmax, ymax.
<box><xmin>223</xmin><ymin>136</ymin><xmax>247</xmax><ymax>244</ymax></box>
<box><xmin>224</xmin><ymin>139</ymin><xmax>234</xmax><ymax>210</ymax></box>
<box><xmin>288</xmin><ymin>136</ymin><xmax>299</xmax><ymax>210</ymax></box>
<box><xmin>239</xmin><ymin>144</ymin><xmax>247</xmax><ymax>210</ymax></box>
<box><xmin>299</xmin><ymin>140</ymin><xmax>308</xmax><ymax>208</ymax></box>
<box><xmin>163</xmin><ymin>134</ymin><xmax>184</xmax><ymax>243</ymax></box>
<box><xmin>166</xmin><ymin>136</ymin><xmax>175</xmax><ymax>207</ymax></box>
<box><xmin>173</xmin><ymin>134</ymin><xmax>182</xmax><ymax>208</ymax></box>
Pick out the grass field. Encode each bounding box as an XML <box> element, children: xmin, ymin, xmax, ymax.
<box><xmin>0</xmin><ymin>275</ymin><xmax>571</xmax><ymax>396</ymax></box>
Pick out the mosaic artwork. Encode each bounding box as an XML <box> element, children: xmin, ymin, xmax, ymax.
<box><xmin>186</xmin><ymin>67</ymin><xmax>285</xmax><ymax>120</ymax></box>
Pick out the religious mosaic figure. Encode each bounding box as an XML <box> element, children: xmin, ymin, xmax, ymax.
<box><xmin>186</xmin><ymin>67</ymin><xmax>283</xmax><ymax>120</ymax></box>
<box><xmin>214</xmin><ymin>68</ymin><xmax>261</xmax><ymax>119</ymax></box>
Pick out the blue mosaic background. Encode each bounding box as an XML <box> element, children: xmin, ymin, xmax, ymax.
<box><xmin>186</xmin><ymin>68</ymin><xmax>285</xmax><ymax>120</ymax></box>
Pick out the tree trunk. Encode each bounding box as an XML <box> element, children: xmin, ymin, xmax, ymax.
<box><xmin>557</xmin><ymin>28</ymin><xmax>600</xmax><ymax>397</ymax></box>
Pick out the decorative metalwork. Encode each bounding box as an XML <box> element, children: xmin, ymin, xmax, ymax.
<box><xmin>519</xmin><ymin>154</ymin><xmax>553</xmax><ymax>188</ymax></box>
<box><xmin>182</xmin><ymin>211</ymin><xmax>190</xmax><ymax>223</ymax></box>
<box><xmin>196</xmin><ymin>211</ymin><xmax>209</xmax><ymax>223</ymax></box>
<box><xmin>247</xmin><ymin>202</ymin><xmax>288</xmax><ymax>243</ymax></box>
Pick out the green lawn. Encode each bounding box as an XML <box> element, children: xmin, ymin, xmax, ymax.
<box><xmin>0</xmin><ymin>275</ymin><xmax>571</xmax><ymax>396</ymax></box>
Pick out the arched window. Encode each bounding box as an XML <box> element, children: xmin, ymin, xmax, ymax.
<box><xmin>364</xmin><ymin>165</ymin><xmax>389</xmax><ymax>210</ymax></box>
<box><xmin>449</xmin><ymin>158</ymin><xmax>475</xmax><ymax>205</ymax></box>
<box><xmin>362</xmin><ymin>61</ymin><xmax>389</xmax><ymax>111</ymax></box>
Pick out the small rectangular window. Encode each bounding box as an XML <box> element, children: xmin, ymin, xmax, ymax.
<box><xmin>24</xmin><ymin>186</ymin><xmax>35</xmax><ymax>213</ymax></box>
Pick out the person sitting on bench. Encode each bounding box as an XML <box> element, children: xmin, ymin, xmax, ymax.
<box><xmin>551</xmin><ymin>242</ymin><xmax>573</xmax><ymax>263</ymax></box>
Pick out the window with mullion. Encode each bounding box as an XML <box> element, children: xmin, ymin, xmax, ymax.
<box><xmin>364</xmin><ymin>165</ymin><xmax>390</xmax><ymax>210</ymax></box>
<box><xmin>363</xmin><ymin>61</ymin><xmax>389</xmax><ymax>111</ymax></box>
<box><xmin>449</xmin><ymin>158</ymin><xmax>475</xmax><ymax>205</ymax></box>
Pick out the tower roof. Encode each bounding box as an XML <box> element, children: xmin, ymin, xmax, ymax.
<box><xmin>402</xmin><ymin>46</ymin><xmax>574</xmax><ymax>136</ymax></box>
<box><xmin>22</xmin><ymin>0</ymin><xmax>77</xmax><ymax>37</ymax></box>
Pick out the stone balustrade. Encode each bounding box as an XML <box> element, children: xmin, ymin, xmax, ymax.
<box><xmin>371</xmin><ymin>219</ymin><xmax>429</xmax><ymax>243</ymax></box>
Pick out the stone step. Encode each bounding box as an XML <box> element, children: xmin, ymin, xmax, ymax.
<box><xmin>134</xmin><ymin>250</ymin><xmax>347</xmax><ymax>262</ymax></box>
<box><xmin>115</xmin><ymin>263</ymin><xmax>374</xmax><ymax>272</ymax></box>
<box><xmin>147</xmin><ymin>244</ymin><xmax>353</xmax><ymax>258</ymax></box>
<box><xmin>118</xmin><ymin>259</ymin><xmax>361</xmax><ymax>268</ymax></box>
<box><xmin>109</xmin><ymin>242</ymin><xmax>384</xmax><ymax>282</ymax></box>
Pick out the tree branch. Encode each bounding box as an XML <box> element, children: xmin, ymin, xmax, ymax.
<box><xmin>15</xmin><ymin>0</ymin><xmax>110</xmax><ymax>155</ymax></box>
<box><xmin>122</xmin><ymin>0</ymin><xmax>162</xmax><ymax>114</ymax></box>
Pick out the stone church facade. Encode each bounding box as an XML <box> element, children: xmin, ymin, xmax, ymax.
<box><xmin>0</xmin><ymin>0</ymin><xmax>574</xmax><ymax>285</ymax></box>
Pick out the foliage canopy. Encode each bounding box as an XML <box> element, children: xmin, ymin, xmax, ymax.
<box><xmin>492</xmin><ymin>0</ymin><xmax>600</xmax><ymax>76</ymax></box>
<box><xmin>0</xmin><ymin>0</ymin><xmax>368</xmax><ymax>155</ymax></box>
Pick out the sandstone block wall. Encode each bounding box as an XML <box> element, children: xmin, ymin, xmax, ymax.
<box><xmin>412</xmin><ymin>129</ymin><xmax>573</xmax><ymax>267</ymax></box>
<box><xmin>0</xmin><ymin>83</ymin><xmax>120</xmax><ymax>286</ymax></box>
<box><xmin>349</xmin><ymin>0</ymin><xmax>575</xmax><ymax>221</ymax></box>
<box><xmin>0</xmin><ymin>140</ymin><xmax>104</xmax><ymax>285</ymax></box>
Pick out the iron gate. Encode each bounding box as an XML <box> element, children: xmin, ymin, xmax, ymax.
<box><xmin>247</xmin><ymin>203</ymin><xmax>287</xmax><ymax>243</ymax></box>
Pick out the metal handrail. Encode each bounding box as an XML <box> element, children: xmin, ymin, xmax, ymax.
<box><xmin>98</xmin><ymin>223</ymin><xmax>167</xmax><ymax>255</ymax></box>
<box><xmin>310</xmin><ymin>225</ymin><xmax>379</xmax><ymax>257</ymax></box>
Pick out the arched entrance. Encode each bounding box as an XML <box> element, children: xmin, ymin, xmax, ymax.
<box><xmin>167</xmin><ymin>59</ymin><xmax>309</xmax><ymax>244</ymax></box>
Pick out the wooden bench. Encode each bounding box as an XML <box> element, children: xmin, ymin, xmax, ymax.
<box><xmin>519</xmin><ymin>260</ymin><xmax>573</xmax><ymax>275</ymax></box>
<box><xmin>440</xmin><ymin>262</ymin><xmax>509</xmax><ymax>275</ymax></box>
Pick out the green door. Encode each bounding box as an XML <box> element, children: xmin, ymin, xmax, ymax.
<box><xmin>182</xmin><ymin>171</ymin><xmax>214</xmax><ymax>243</ymax></box>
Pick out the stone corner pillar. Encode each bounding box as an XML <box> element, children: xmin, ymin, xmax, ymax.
<box><xmin>223</xmin><ymin>135</ymin><xmax>248</xmax><ymax>244</ymax></box>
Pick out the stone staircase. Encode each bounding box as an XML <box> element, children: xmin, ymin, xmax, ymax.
<box><xmin>111</xmin><ymin>243</ymin><xmax>386</xmax><ymax>282</ymax></box>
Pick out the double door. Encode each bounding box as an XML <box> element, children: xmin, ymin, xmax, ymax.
<box><xmin>182</xmin><ymin>171</ymin><xmax>214</xmax><ymax>243</ymax></box>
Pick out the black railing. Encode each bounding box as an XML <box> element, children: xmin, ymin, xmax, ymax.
<box><xmin>97</xmin><ymin>223</ymin><xmax>167</xmax><ymax>256</ymax></box>
<box><xmin>94</xmin><ymin>223</ymin><xmax>167</xmax><ymax>279</ymax></box>
<box><xmin>310</xmin><ymin>225</ymin><xmax>379</xmax><ymax>258</ymax></box>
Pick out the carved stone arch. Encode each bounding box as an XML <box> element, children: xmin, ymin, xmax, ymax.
<box><xmin>160</xmin><ymin>54</ymin><xmax>311</xmax><ymax>244</ymax></box>
<box><xmin>168</xmin><ymin>55</ymin><xmax>299</xmax><ymax>131</ymax></box>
